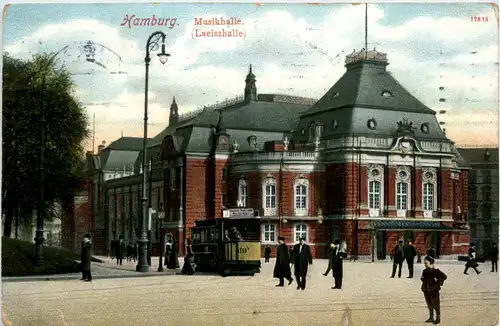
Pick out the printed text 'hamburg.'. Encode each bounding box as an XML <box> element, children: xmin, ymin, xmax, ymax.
<box><xmin>121</xmin><ymin>15</ymin><xmax>178</xmax><ymax>29</ymax></box>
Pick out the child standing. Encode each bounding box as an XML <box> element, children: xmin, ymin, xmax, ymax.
<box><xmin>421</xmin><ymin>256</ymin><xmax>447</xmax><ymax>324</ymax></box>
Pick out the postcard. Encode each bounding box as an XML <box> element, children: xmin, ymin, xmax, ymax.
<box><xmin>2</xmin><ymin>2</ymin><xmax>498</xmax><ymax>326</ymax></box>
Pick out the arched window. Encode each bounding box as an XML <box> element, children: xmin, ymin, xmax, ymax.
<box><xmin>368</xmin><ymin>180</ymin><xmax>381</xmax><ymax>209</ymax></box>
<box><xmin>262</xmin><ymin>177</ymin><xmax>277</xmax><ymax>216</ymax></box>
<box><xmin>482</xmin><ymin>186</ymin><xmax>491</xmax><ymax>201</ymax></box>
<box><xmin>238</xmin><ymin>179</ymin><xmax>248</xmax><ymax>207</ymax></box>
<box><xmin>396</xmin><ymin>182</ymin><xmax>409</xmax><ymax>210</ymax></box>
<box><xmin>294</xmin><ymin>178</ymin><xmax>309</xmax><ymax>216</ymax></box>
<box><xmin>422</xmin><ymin>182</ymin><xmax>435</xmax><ymax>211</ymax></box>
<box><xmin>481</xmin><ymin>204</ymin><xmax>492</xmax><ymax>220</ymax></box>
<box><xmin>469</xmin><ymin>185</ymin><xmax>477</xmax><ymax>201</ymax></box>
<box><xmin>469</xmin><ymin>203</ymin><xmax>477</xmax><ymax>219</ymax></box>
<box><xmin>308</xmin><ymin>123</ymin><xmax>315</xmax><ymax>142</ymax></box>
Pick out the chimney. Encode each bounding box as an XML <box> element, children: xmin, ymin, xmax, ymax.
<box><xmin>98</xmin><ymin>140</ymin><xmax>106</xmax><ymax>153</ymax></box>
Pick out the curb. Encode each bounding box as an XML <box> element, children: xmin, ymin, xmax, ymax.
<box><xmin>2</xmin><ymin>271</ymin><xmax>177</xmax><ymax>283</ymax></box>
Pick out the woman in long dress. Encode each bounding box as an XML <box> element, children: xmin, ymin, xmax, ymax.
<box><xmin>464</xmin><ymin>243</ymin><xmax>482</xmax><ymax>275</ymax></box>
<box><xmin>182</xmin><ymin>239</ymin><xmax>196</xmax><ymax>275</ymax></box>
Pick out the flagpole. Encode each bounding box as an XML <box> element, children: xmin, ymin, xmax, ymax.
<box><xmin>365</xmin><ymin>3</ymin><xmax>368</xmax><ymax>57</ymax></box>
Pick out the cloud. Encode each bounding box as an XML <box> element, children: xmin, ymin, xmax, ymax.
<box><xmin>4</xmin><ymin>5</ymin><xmax>498</xmax><ymax>147</ymax></box>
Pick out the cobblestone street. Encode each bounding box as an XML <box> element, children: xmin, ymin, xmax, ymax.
<box><xmin>2</xmin><ymin>259</ymin><xmax>498</xmax><ymax>326</ymax></box>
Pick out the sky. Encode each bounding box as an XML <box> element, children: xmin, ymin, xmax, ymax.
<box><xmin>2</xmin><ymin>2</ymin><xmax>499</xmax><ymax>150</ymax></box>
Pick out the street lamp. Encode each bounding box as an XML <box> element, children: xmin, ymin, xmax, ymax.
<box><xmin>137</xmin><ymin>31</ymin><xmax>170</xmax><ymax>272</ymax></box>
<box><xmin>157</xmin><ymin>204</ymin><xmax>165</xmax><ymax>272</ymax></box>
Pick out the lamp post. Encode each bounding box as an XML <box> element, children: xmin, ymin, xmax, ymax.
<box><xmin>136</xmin><ymin>31</ymin><xmax>170</xmax><ymax>272</ymax></box>
<box><xmin>33</xmin><ymin>42</ymin><xmax>101</xmax><ymax>266</ymax></box>
<box><xmin>157</xmin><ymin>205</ymin><xmax>165</xmax><ymax>272</ymax></box>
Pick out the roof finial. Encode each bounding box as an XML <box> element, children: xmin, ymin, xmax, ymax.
<box><xmin>172</xmin><ymin>96</ymin><xmax>176</xmax><ymax>104</ymax></box>
<box><xmin>249</xmin><ymin>64</ymin><xmax>252</xmax><ymax>74</ymax></box>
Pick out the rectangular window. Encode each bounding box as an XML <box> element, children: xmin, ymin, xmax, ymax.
<box><xmin>265</xmin><ymin>184</ymin><xmax>276</xmax><ymax>209</ymax></box>
<box><xmin>295</xmin><ymin>184</ymin><xmax>307</xmax><ymax>209</ymax></box>
<box><xmin>294</xmin><ymin>224</ymin><xmax>308</xmax><ymax>243</ymax></box>
<box><xmin>368</xmin><ymin>181</ymin><xmax>381</xmax><ymax>209</ymax></box>
<box><xmin>238</xmin><ymin>182</ymin><xmax>248</xmax><ymax>207</ymax></box>
<box><xmin>422</xmin><ymin>183</ymin><xmax>434</xmax><ymax>211</ymax></box>
<box><xmin>396</xmin><ymin>182</ymin><xmax>408</xmax><ymax>210</ymax></box>
<box><xmin>262</xmin><ymin>224</ymin><xmax>276</xmax><ymax>243</ymax></box>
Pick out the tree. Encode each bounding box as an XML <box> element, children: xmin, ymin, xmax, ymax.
<box><xmin>2</xmin><ymin>53</ymin><xmax>90</xmax><ymax>237</ymax></box>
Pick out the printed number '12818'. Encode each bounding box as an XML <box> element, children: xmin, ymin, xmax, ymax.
<box><xmin>471</xmin><ymin>16</ymin><xmax>488</xmax><ymax>22</ymax></box>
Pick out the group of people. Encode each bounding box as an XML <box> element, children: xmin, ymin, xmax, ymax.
<box><xmin>272</xmin><ymin>237</ymin><xmax>347</xmax><ymax>290</ymax></box>
<box><xmin>111</xmin><ymin>236</ymin><xmax>138</xmax><ymax>265</ymax></box>
<box><xmin>390</xmin><ymin>239</ymin><xmax>418</xmax><ymax>278</ymax></box>
<box><xmin>271</xmin><ymin>236</ymin><xmax>447</xmax><ymax>324</ymax></box>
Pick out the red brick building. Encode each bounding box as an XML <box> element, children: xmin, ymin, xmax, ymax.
<box><xmin>83</xmin><ymin>50</ymin><xmax>470</xmax><ymax>259</ymax></box>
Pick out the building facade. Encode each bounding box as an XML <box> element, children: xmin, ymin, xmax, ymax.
<box><xmin>458</xmin><ymin>147</ymin><xmax>499</xmax><ymax>255</ymax></box>
<box><xmin>80</xmin><ymin>51</ymin><xmax>471</xmax><ymax>259</ymax></box>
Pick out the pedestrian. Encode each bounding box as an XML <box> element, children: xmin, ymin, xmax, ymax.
<box><xmin>404</xmin><ymin>241</ymin><xmax>417</xmax><ymax>278</ymax></box>
<box><xmin>390</xmin><ymin>239</ymin><xmax>405</xmax><ymax>278</ymax></box>
<box><xmin>417</xmin><ymin>249</ymin><xmax>422</xmax><ymax>264</ymax></box>
<box><xmin>164</xmin><ymin>240</ymin><xmax>172</xmax><ymax>266</ymax></box>
<box><xmin>117</xmin><ymin>235</ymin><xmax>125</xmax><ymax>265</ymax></box>
<box><xmin>323</xmin><ymin>240</ymin><xmax>335</xmax><ymax>276</ymax></box>
<box><xmin>421</xmin><ymin>256</ymin><xmax>447</xmax><ymax>324</ymax></box>
<box><xmin>427</xmin><ymin>246</ymin><xmax>436</xmax><ymax>259</ymax></box>
<box><xmin>167</xmin><ymin>240</ymin><xmax>179</xmax><ymax>270</ymax></box>
<box><xmin>273</xmin><ymin>236</ymin><xmax>293</xmax><ymax>287</ymax></box>
<box><xmin>464</xmin><ymin>242</ymin><xmax>482</xmax><ymax>275</ymax></box>
<box><xmin>489</xmin><ymin>243</ymin><xmax>498</xmax><ymax>272</ymax></box>
<box><xmin>80</xmin><ymin>233</ymin><xmax>92</xmax><ymax>282</ymax></box>
<box><xmin>291</xmin><ymin>237</ymin><xmax>313</xmax><ymax>290</ymax></box>
<box><xmin>264</xmin><ymin>244</ymin><xmax>271</xmax><ymax>263</ymax></box>
<box><xmin>182</xmin><ymin>239</ymin><xmax>196</xmax><ymax>275</ymax></box>
<box><xmin>331</xmin><ymin>239</ymin><xmax>348</xmax><ymax>289</ymax></box>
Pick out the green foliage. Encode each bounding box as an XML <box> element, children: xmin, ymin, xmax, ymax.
<box><xmin>1</xmin><ymin>237</ymin><xmax>103</xmax><ymax>276</ymax></box>
<box><xmin>2</xmin><ymin>53</ymin><xmax>90</xmax><ymax>232</ymax></box>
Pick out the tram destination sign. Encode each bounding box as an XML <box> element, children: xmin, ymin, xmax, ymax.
<box><xmin>223</xmin><ymin>208</ymin><xmax>255</xmax><ymax>218</ymax></box>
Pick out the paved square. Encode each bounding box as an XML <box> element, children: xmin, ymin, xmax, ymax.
<box><xmin>2</xmin><ymin>259</ymin><xmax>498</xmax><ymax>326</ymax></box>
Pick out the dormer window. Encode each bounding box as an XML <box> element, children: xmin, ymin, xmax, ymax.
<box><xmin>308</xmin><ymin>123</ymin><xmax>315</xmax><ymax>142</ymax></box>
<box><xmin>315</xmin><ymin>124</ymin><xmax>324</xmax><ymax>139</ymax></box>
<box><xmin>381</xmin><ymin>90</ymin><xmax>393</xmax><ymax>97</ymax></box>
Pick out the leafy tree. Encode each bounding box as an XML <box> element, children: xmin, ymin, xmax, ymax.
<box><xmin>2</xmin><ymin>53</ymin><xmax>89</xmax><ymax>237</ymax></box>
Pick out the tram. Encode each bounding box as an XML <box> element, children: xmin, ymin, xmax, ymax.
<box><xmin>190</xmin><ymin>216</ymin><xmax>262</xmax><ymax>276</ymax></box>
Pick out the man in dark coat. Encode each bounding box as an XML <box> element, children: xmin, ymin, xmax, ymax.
<box><xmin>291</xmin><ymin>237</ymin><xmax>313</xmax><ymax>290</ymax></box>
<box><xmin>404</xmin><ymin>241</ymin><xmax>417</xmax><ymax>278</ymax></box>
<box><xmin>273</xmin><ymin>236</ymin><xmax>293</xmax><ymax>287</ymax></box>
<box><xmin>264</xmin><ymin>245</ymin><xmax>271</xmax><ymax>263</ymax></box>
<box><xmin>427</xmin><ymin>246</ymin><xmax>436</xmax><ymax>259</ymax></box>
<box><xmin>117</xmin><ymin>235</ymin><xmax>126</xmax><ymax>265</ymax></box>
<box><xmin>489</xmin><ymin>243</ymin><xmax>498</xmax><ymax>272</ymax></box>
<box><xmin>390</xmin><ymin>239</ymin><xmax>405</xmax><ymax>278</ymax></box>
<box><xmin>80</xmin><ymin>233</ymin><xmax>92</xmax><ymax>282</ymax></box>
<box><xmin>331</xmin><ymin>239</ymin><xmax>348</xmax><ymax>289</ymax></box>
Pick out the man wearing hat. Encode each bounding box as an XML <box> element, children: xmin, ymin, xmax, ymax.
<box><xmin>390</xmin><ymin>238</ymin><xmax>405</xmax><ymax>278</ymax></box>
<box><xmin>331</xmin><ymin>239</ymin><xmax>348</xmax><ymax>289</ymax></box>
<box><xmin>80</xmin><ymin>233</ymin><xmax>93</xmax><ymax>282</ymax></box>
<box><xmin>273</xmin><ymin>236</ymin><xmax>293</xmax><ymax>287</ymax></box>
<box><xmin>291</xmin><ymin>237</ymin><xmax>313</xmax><ymax>290</ymax></box>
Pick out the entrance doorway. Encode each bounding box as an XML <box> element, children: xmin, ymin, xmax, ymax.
<box><xmin>428</xmin><ymin>231</ymin><xmax>440</xmax><ymax>258</ymax></box>
<box><xmin>376</xmin><ymin>231</ymin><xmax>387</xmax><ymax>260</ymax></box>
<box><xmin>403</xmin><ymin>231</ymin><xmax>414</xmax><ymax>243</ymax></box>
